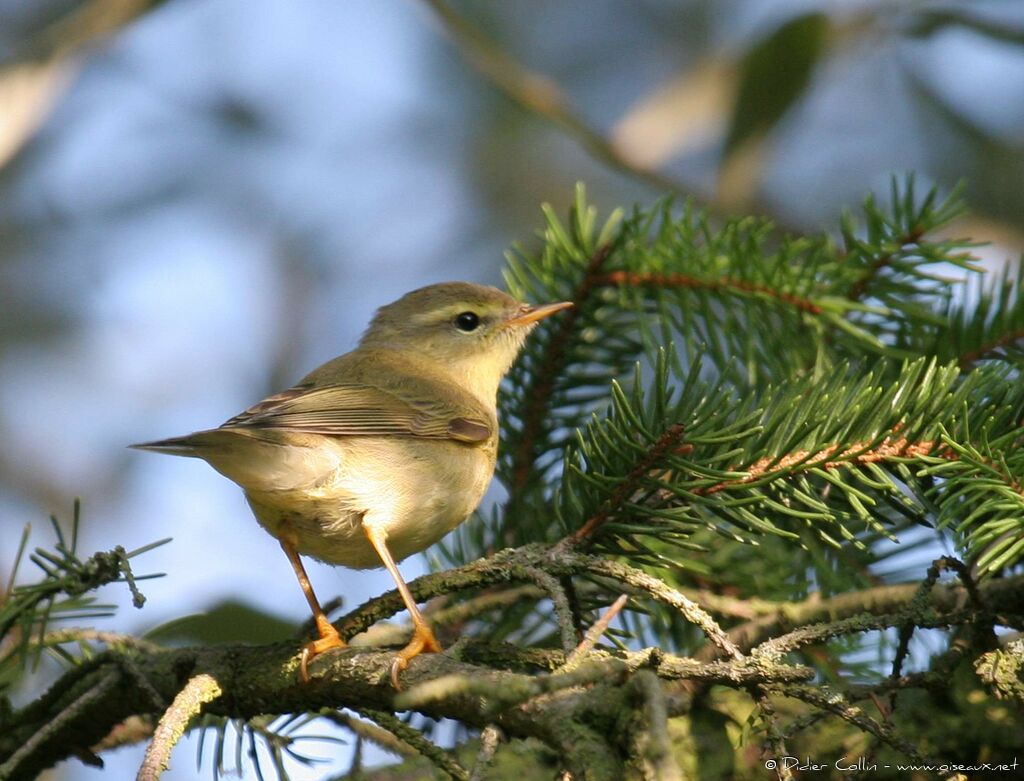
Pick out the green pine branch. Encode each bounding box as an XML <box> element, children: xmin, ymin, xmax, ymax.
<box><xmin>0</xmin><ymin>503</ymin><xmax>169</xmax><ymax>688</ymax></box>
<box><xmin>476</xmin><ymin>179</ymin><xmax>1024</xmax><ymax>579</ymax></box>
<box><xmin>911</xmin><ymin>266</ymin><xmax>1024</xmax><ymax>369</ymax></box>
<box><xmin>555</xmin><ymin>355</ymin><xmax>1024</xmax><ymax>572</ymax></box>
<box><xmin>840</xmin><ymin>177</ymin><xmax>976</xmax><ymax>307</ymax></box>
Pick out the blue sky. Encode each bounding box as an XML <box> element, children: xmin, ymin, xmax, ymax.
<box><xmin>2</xmin><ymin>1</ymin><xmax>1023</xmax><ymax>778</ymax></box>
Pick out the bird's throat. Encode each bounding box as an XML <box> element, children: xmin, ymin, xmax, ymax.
<box><xmin>442</xmin><ymin>353</ymin><xmax>508</xmax><ymax>406</ymax></box>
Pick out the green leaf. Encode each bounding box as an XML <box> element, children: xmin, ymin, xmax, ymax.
<box><xmin>144</xmin><ymin>600</ymin><xmax>298</xmax><ymax>646</ymax></box>
<box><xmin>724</xmin><ymin>13</ymin><xmax>829</xmax><ymax>156</ymax></box>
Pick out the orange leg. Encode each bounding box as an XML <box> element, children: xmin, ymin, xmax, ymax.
<box><xmin>363</xmin><ymin>523</ymin><xmax>442</xmax><ymax>689</ymax></box>
<box><xmin>280</xmin><ymin>534</ymin><xmax>346</xmax><ymax>681</ymax></box>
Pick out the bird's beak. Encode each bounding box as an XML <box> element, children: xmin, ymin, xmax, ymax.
<box><xmin>503</xmin><ymin>301</ymin><xmax>573</xmax><ymax>328</ymax></box>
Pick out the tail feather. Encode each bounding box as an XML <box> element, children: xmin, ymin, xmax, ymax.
<box><xmin>130</xmin><ymin>427</ymin><xmax>340</xmax><ymax>491</ymax></box>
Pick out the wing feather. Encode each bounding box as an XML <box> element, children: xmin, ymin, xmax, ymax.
<box><xmin>220</xmin><ymin>382</ymin><xmax>492</xmax><ymax>444</ymax></box>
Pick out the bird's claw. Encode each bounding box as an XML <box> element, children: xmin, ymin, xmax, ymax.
<box><xmin>298</xmin><ymin>625</ymin><xmax>347</xmax><ymax>682</ymax></box>
<box><xmin>389</xmin><ymin>623</ymin><xmax>443</xmax><ymax>690</ymax></box>
<box><xmin>390</xmin><ymin>657</ymin><xmax>408</xmax><ymax>690</ymax></box>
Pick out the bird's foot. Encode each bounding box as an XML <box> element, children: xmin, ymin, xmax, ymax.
<box><xmin>299</xmin><ymin>621</ymin><xmax>347</xmax><ymax>682</ymax></box>
<box><xmin>390</xmin><ymin>622</ymin><xmax>442</xmax><ymax>690</ymax></box>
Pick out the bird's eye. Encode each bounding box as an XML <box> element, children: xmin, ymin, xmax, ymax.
<box><xmin>454</xmin><ymin>311</ymin><xmax>481</xmax><ymax>332</ymax></box>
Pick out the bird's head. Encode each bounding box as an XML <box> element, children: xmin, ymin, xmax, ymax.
<box><xmin>359</xmin><ymin>282</ymin><xmax>572</xmax><ymax>399</ymax></box>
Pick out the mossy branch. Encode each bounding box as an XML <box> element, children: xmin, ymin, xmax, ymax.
<box><xmin>3</xmin><ymin>543</ymin><xmax>1021</xmax><ymax>780</ymax></box>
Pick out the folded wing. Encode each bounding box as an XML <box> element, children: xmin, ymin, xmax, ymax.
<box><xmin>221</xmin><ymin>382</ymin><xmax>492</xmax><ymax>444</ymax></box>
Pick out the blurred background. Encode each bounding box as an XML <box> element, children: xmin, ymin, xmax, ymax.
<box><xmin>1</xmin><ymin>0</ymin><xmax>1023</xmax><ymax>778</ymax></box>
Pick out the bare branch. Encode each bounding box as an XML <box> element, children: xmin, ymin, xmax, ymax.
<box><xmin>137</xmin><ymin>673</ymin><xmax>222</xmax><ymax>781</ymax></box>
<box><xmin>523</xmin><ymin>566</ymin><xmax>578</xmax><ymax>656</ymax></box>
<box><xmin>469</xmin><ymin>725</ymin><xmax>502</xmax><ymax>781</ymax></box>
<box><xmin>629</xmin><ymin>671</ymin><xmax>683</xmax><ymax>781</ymax></box>
<box><xmin>561</xmin><ymin>594</ymin><xmax>628</xmax><ymax>671</ymax></box>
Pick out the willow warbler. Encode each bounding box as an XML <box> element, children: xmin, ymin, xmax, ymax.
<box><xmin>133</xmin><ymin>282</ymin><xmax>571</xmax><ymax>686</ymax></box>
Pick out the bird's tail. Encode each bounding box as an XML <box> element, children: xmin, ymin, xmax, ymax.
<box><xmin>130</xmin><ymin>428</ymin><xmax>337</xmax><ymax>492</ymax></box>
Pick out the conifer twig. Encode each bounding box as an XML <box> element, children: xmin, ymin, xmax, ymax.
<box><xmin>584</xmin><ymin>559</ymin><xmax>743</xmax><ymax>660</ymax></box>
<box><xmin>522</xmin><ymin>566</ymin><xmax>577</xmax><ymax>656</ymax></box>
<box><xmin>846</xmin><ymin>226</ymin><xmax>926</xmax><ymax>302</ymax></box>
<box><xmin>352</xmin><ymin>707</ymin><xmax>470</xmax><ymax>781</ymax></box>
<box><xmin>320</xmin><ymin>711</ymin><xmax>421</xmax><ymax>759</ymax></box>
<box><xmin>0</xmin><ymin>669</ymin><xmax>119</xmax><ymax>778</ymax></box>
<box><xmin>90</xmin><ymin>715</ymin><xmax>156</xmax><ymax>752</ymax></box>
<box><xmin>755</xmin><ymin>694</ymin><xmax>793</xmax><ymax>781</ymax></box>
<box><xmin>598</xmin><ymin>270</ymin><xmax>824</xmax><ymax>315</ymax></box>
<box><xmin>564</xmin><ymin>423</ymin><xmax>686</xmax><ymax>545</ymax></box>
<box><xmin>42</xmin><ymin>627</ymin><xmax>162</xmax><ymax>653</ymax></box>
<box><xmin>469</xmin><ymin>725</ymin><xmax>502</xmax><ymax>781</ymax></box>
<box><xmin>396</xmin><ymin>657</ymin><xmax>631</xmax><ymax>714</ymax></box>
<box><xmin>701</xmin><ymin>435</ymin><xmax>943</xmax><ymax>496</ymax></box>
<box><xmin>561</xmin><ymin>594</ymin><xmax>628</xmax><ymax>671</ymax></box>
<box><xmin>508</xmin><ymin>243</ymin><xmax>614</xmax><ymax>495</ymax></box>
<box><xmin>889</xmin><ymin>557</ymin><xmax>956</xmax><ymax>711</ymax></box>
<box><xmin>629</xmin><ymin>671</ymin><xmax>683</xmax><ymax>781</ymax></box>
<box><xmin>707</xmin><ymin>571</ymin><xmax>1024</xmax><ymax>660</ymax></box>
<box><xmin>930</xmin><ymin>556</ymin><xmax>984</xmax><ymax>610</ymax></box>
<box><xmin>773</xmin><ymin>684</ymin><xmax>952</xmax><ymax>777</ymax></box>
<box><xmin>137</xmin><ymin>673</ymin><xmax>222</xmax><ymax>781</ymax></box>
<box><xmin>753</xmin><ymin>609</ymin><xmax>983</xmax><ymax>661</ymax></box>
<box><xmin>350</xmin><ymin>586</ymin><xmax>544</xmax><ymax>648</ymax></box>
<box><xmin>958</xmin><ymin>327</ymin><xmax>1024</xmax><ymax>368</ymax></box>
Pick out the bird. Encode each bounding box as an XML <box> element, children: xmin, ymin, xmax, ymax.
<box><xmin>132</xmin><ymin>282</ymin><xmax>572</xmax><ymax>686</ymax></box>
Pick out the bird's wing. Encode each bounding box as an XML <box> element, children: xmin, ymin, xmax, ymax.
<box><xmin>221</xmin><ymin>381</ymin><xmax>492</xmax><ymax>443</ymax></box>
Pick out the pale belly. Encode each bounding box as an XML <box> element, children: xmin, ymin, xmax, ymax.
<box><xmin>242</xmin><ymin>435</ymin><xmax>495</xmax><ymax>569</ymax></box>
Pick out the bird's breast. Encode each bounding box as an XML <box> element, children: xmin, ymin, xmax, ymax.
<box><xmin>245</xmin><ymin>435</ymin><xmax>496</xmax><ymax>568</ymax></box>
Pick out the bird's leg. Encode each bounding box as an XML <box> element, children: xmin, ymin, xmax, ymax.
<box><xmin>279</xmin><ymin>532</ymin><xmax>346</xmax><ymax>681</ymax></box>
<box><xmin>362</xmin><ymin>523</ymin><xmax>442</xmax><ymax>689</ymax></box>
